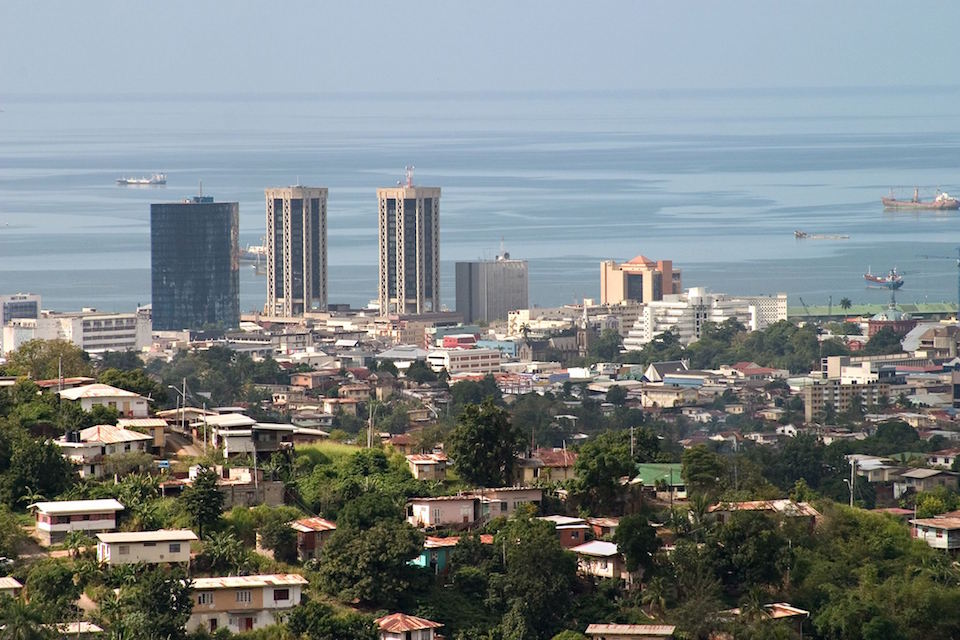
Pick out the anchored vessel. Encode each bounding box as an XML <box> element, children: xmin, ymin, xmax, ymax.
<box><xmin>117</xmin><ymin>173</ymin><xmax>166</xmax><ymax>186</ymax></box>
<box><xmin>882</xmin><ymin>187</ymin><xmax>959</xmax><ymax>210</ymax></box>
<box><xmin>864</xmin><ymin>267</ymin><xmax>904</xmax><ymax>290</ymax></box>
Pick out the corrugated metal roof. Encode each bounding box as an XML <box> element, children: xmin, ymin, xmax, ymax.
<box><xmin>58</xmin><ymin>384</ymin><xmax>144</xmax><ymax>400</ymax></box>
<box><xmin>0</xmin><ymin>576</ymin><xmax>22</xmax><ymax>590</ymax></box>
<box><xmin>571</xmin><ymin>540</ymin><xmax>619</xmax><ymax>557</ymax></box>
<box><xmin>584</xmin><ymin>624</ymin><xmax>676</xmax><ymax>635</ymax></box>
<box><xmin>290</xmin><ymin>517</ymin><xmax>337</xmax><ymax>533</ymax></box>
<box><xmin>96</xmin><ymin>529</ymin><xmax>198</xmax><ymax>543</ymax></box>
<box><xmin>375</xmin><ymin>613</ymin><xmax>443</xmax><ymax>632</ymax></box>
<box><xmin>912</xmin><ymin>517</ymin><xmax>960</xmax><ymax>530</ymax></box>
<box><xmin>30</xmin><ymin>498</ymin><xmax>124</xmax><ymax>515</ymax></box>
<box><xmin>117</xmin><ymin>418</ymin><xmax>168</xmax><ymax>429</ymax></box>
<box><xmin>192</xmin><ymin>574</ymin><xmax>308</xmax><ymax>590</ymax></box>
<box><xmin>77</xmin><ymin>424</ymin><xmax>153</xmax><ymax>444</ymax></box>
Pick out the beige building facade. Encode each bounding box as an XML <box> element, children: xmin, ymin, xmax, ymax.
<box><xmin>265</xmin><ymin>186</ymin><xmax>328</xmax><ymax>316</ymax></box>
<box><xmin>600</xmin><ymin>255</ymin><xmax>681</xmax><ymax>305</ymax></box>
<box><xmin>377</xmin><ymin>179</ymin><xmax>441</xmax><ymax>315</ymax></box>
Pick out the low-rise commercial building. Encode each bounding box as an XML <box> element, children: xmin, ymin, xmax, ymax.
<box><xmin>426</xmin><ymin>347</ymin><xmax>502</xmax><ymax>374</ymax></box>
<box><xmin>96</xmin><ymin>529</ymin><xmax>197</xmax><ymax>566</ymax></box>
<box><xmin>187</xmin><ymin>574</ymin><xmax>307</xmax><ymax>634</ymax></box>
<box><xmin>2</xmin><ymin>307</ymin><xmax>151</xmax><ymax>356</ymax></box>
<box><xmin>30</xmin><ymin>498</ymin><xmax>125</xmax><ymax>545</ymax></box>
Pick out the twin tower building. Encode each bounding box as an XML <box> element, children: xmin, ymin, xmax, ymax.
<box><xmin>150</xmin><ymin>178</ymin><xmax>440</xmax><ymax>331</ymax></box>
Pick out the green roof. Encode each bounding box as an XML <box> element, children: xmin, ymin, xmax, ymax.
<box><xmin>633</xmin><ymin>463</ymin><xmax>683</xmax><ymax>486</ymax></box>
<box><xmin>789</xmin><ymin>303</ymin><xmax>957</xmax><ymax>319</ymax></box>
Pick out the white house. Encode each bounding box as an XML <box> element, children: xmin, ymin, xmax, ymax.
<box><xmin>55</xmin><ymin>424</ymin><xmax>153</xmax><ymax>478</ymax></box>
<box><xmin>187</xmin><ymin>574</ymin><xmax>308</xmax><ymax>634</ymax></box>
<box><xmin>911</xmin><ymin>517</ymin><xmax>960</xmax><ymax>551</ymax></box>
<box><xmin>58</xmin><ymin>383</ymin><xmax>150</xmax><ymax>418</ymax></box>
<box><xmin>30</xmin><ymin>498</ymin><xmax>125</xmax><ymax>545</ymax></box>
<box><xmin>96</xmin><ymin>529</ymin><xmax>197</xmax><ymax>566</ymax></box>
<box><xmin>570</xmin><ymin>540</ymin><xmax>633</xmax><ymax>584</ymax></box>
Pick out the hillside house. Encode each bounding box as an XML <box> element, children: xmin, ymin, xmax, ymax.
<box><xmin>375</xmin><ymin>613</ymin><xmax>443</xmax><ymax>640</ymax></box>
<box><xmin>58</xmin><ymin>383</ymin><xmax>149</xmax><ymax>418</ymax></box>
<box><xmin>96</xmin><ymin>529</ymin><xmax>197</xmax><ymax>566</ymax></box>
<box><xmin>30</xmin><ymin>498</ymin><xmax>124</xmax><ymax>545</ymax></box>
<box><xmin>290</xmin><ymin>517</ymin><xmax>337</xmax><ymax>562</ymax></box>
<box><xmin>55</xmin><ymin>424</ymin><xmax>153</xmax><ymax>478</ymax></box>
<box><xmin>585</xmin><ymin>624</ymin><xmax>676</xmax><ymax>640</ymax></box>
<box><xmin>406</xmin><ymin>453</ymin><xmax>448</xmax><ymax>481</ymax></box>
<box><xmin>187</xmin><ymin>574</ymin><xmax>307</xmax><ymax>634</ymax></box>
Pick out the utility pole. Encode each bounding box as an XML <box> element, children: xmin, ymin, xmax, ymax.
<box><xmin>630</xmin><ymin>425</ymin><xmax>635</xmax><ymax>459</ymax></box>
<box><xmin>849</xmin><ymin>457</ymin><xmax>856</xmax><ymax>508</ymax></box>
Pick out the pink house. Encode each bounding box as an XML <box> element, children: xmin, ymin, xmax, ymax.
<box><xmin>406</xmin><ymin>496</ymin><xmax>478</xmax><ymax>529</ymax></box>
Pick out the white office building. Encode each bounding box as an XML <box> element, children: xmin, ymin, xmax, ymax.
<box><xmin>2</xmin><ymin>306</ymin><xmax>152</xmax><ymax>355</ymax></box>
<box><xmin>623</xmin><ymin>288</ymin><xmax>787</xmax><ymax>349</ymax></box>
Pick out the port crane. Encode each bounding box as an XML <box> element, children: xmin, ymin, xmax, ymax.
<box><xmin>916</xmin><ymin>248</ymin><xmax>960</xmax><ymax>319</ymax></box>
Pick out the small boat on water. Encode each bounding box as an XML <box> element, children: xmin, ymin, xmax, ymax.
<box><xmin>882</xmin><ymin>187</ymin><xmax>959</xmax><ymax>210</ymax></box>
<box><xmin>117</xmin><ymin>173</ymin><xmax>166</xmax><ymax>186</ymax></box>
<box><xmin>864</xmin><ymin>266</ymin><xmax>904</xmax><ymax>290</ymax></box>
<box><xmin>794</xmin><ymin>230</ymin><xmax>850</xmax><ymax>240</ymax></box>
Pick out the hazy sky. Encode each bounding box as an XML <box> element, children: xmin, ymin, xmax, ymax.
<box><xmin>3</xmin><ymin>1</ymin><xmax>959</xmax><ymax>95</ymax></box>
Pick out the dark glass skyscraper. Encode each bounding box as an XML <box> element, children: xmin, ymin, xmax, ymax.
<box><xmin>151</xmin><ymin>196</ymin><xmax>239</xmax><ymax>330</ymax></box>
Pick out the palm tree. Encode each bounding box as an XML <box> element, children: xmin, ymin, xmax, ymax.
<box><xmin>641</xmin><ymin>576</ymin><xmax>671</xmax><ymax>616</ymax></box>
<box><xmin>16</xmin><ymin>487</ymin><xmax>45</xmax><ymax>508</ymax></box>
<box><xmin>840</xmin><ymin>297</ymin><xmax>852</xmax><ymax>311</ymax></box>
<box><xmin>0</xmin><ymin>598</ymin><xmax>53</xmax><ymax>640</ymax></box>
<box><xmin>201</xmin><ymin>531</ymin><xmax>248</xmax><ymax>576</ymax></box>
<box><xmin>63</xmin><ymin>530</ymin><xmax>94</xmax><ymax>558</ymax></box>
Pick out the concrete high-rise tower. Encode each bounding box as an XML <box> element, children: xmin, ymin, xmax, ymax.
<box><xmin>151</xmin><ymin>196</ymin><xmax>239</xmax><ymax>330</ymax></box>
<box><xmin>377</xmin><ymin>168</ymin><xmax>440</xmax><ymax>315</ymax></box>
<box><xmin>265</xmin><ymin>186</ymin><xmax>328</xmax><ymax>316</ymax></box>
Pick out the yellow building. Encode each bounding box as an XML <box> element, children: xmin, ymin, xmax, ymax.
<box><xmin>600</xmin><ymin>256</ymin><xmax>681</xmax><ymax>305</ymax></box>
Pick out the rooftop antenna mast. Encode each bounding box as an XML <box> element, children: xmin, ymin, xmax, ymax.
<box><xmin>405</xmin><ymin>165</ymin><xmax>414</xmax><ymax>188</ymax></box>
<box><xmin>198</xmin><ymin>180</ymin><xmax>203</xmax><ymax>198</ymax></box>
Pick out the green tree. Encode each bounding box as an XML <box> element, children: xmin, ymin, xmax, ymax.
<box><xmin>681</xmin><ymin>445</ymin><xmax>724</xmax><ymax>496</ymax></box>
<box><xmin>0</xmin><ymin>505</ymin><xmax>26</xmax><ymax>558</ymax></box>
<box><xmin>98</xmin><ymin>368</ymin><xmax>166</xmax><ymax>403</ymax></box>
<box><xmin>861</xmin><ymin>327</ymin><xmax>903</xmax><ymax>356</ymax></box>
<box><xmin>200</xmin><ymin>531</ymin><xmax>249</xmax><ymax>575</ymax></box>
<box><xmin>448</xmin><ymin>399</ymin><xmax>525</xmax><ymax>487</ymax></box>
<box><xmin>286</xmin><ymin>598</ymin><xmax>377</xmax><ymax>640</ymax></box>
<box><xmin>0</xmin><ymin>429</ymin><xmax>75</xmax><ymax>509</ymax></box>
<box><xmin>839</xmin><ymin>297</ymin><xmax>852</xmax><ymax>311</ymax></box>
<box><xmin>451</xmin><ymin>374</ymin><xmax>504</xmax><ymax>409</ymax></box>
<box><xmin>0</xmin><ymin>597</ymin><xmax>54</xmax><ymax>640</ymax></box>
<box><xmin>317</xmin><ymin>520</ymin><xmax>425</xmax><ymax>607</ymax></box>
<box><xmin>606</xmin><ymin>385</ymin><xmax>628</xmax><ymax>406</ymax></box>
<box><xmin>496</xmin><ymin>515</ymin><xmax>578</xmax><ymax>640</ymax></box>
<box><xmin>5</xmin><ymin>339</ymin><xmax>92</xmax><ymax>380</ymax></box>
<box><xmin>613</xmin><ymin>513</ymin><xmax>661</xmax><ymax>573</ymax></box>
<box><xmin>259</xmin><ymin>517</ymin><xmax>298</xmax><ymax>564</ymax></box>
<box><xmin>107</xmin><ymin>565</ymin><xmax>194</xmax><ymax>640</ymax></box>
<box><xmin>405</xmin><ymin>360</ymin><xmax>438</xmax><ymax>384</ymax></box>
<box><xmin>574</xmin><ymin>430</ymin><xmax>637</xmax><ymax>514</ymax></box>
<box><xmin>591</xmin><ymin>329</ymin><xmax>623</xmax><ymax>361</ymax></box>
<box><xmin>179</xmin><ymin>465</ymin><xmax>224</xmax><ymax>538</ymax></box>
<box><xmin>25</xmin><ymin>558</ymin><xmax>81</xmax><ymax>620</ymax></box>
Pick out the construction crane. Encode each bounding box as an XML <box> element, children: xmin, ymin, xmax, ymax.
<box><xmin>917</xmin><ymin>247</ymin><xmax>960</xmax><ymax>319</ymax></box>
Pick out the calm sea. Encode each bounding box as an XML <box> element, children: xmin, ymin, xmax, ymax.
<box><xmin>2</xmin><ymin>87</ymin><xmax>960</xmax><ymax>314</ymax></box>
